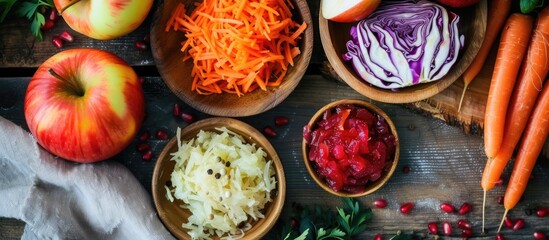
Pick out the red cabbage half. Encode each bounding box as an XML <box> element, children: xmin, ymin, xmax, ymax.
<box><xmin>343</xmin><ymin>0</ymin><xmax>464</xmax><ymax>89</ymax></box>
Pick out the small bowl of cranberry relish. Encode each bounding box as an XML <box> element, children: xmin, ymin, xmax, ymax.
<box><xmin>302</xmin><ymin>99</ymin><xmax>399</xmax><ymax>197</ymax></box>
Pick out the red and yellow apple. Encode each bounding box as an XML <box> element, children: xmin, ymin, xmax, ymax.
<box><xmin>54</xmin><ymin>0</ymin><xmax>153</xmax><ymax>40</ymax></box>
<box><xmin>24</xmin><ymin>49</ymin><xmax>145</xmax><ymax>163</ymax></box>
<box><xmin>434</xmin><ymin>0</ymin><xmax>481</xmax><ymax>8</ymax></box>
<box><xmin>322</xmin><ymin>0</ymin><xmax>381</xmax><ymax>23</ymax></box>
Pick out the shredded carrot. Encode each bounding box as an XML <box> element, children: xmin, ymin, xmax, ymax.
<box><xmin>166</xmin><ymin>0</ymin><xmax>306</xmax><ymax>96</ymax></box>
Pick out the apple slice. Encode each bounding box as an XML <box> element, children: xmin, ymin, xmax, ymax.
<box><xmin>322</xmin><ymin>0</ymin><xmax>381</xmax><ymax>23</ymax></box>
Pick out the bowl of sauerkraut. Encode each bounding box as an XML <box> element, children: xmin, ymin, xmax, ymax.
<box><xmin>152</xmin><ymin>118</ymin><xmax>285</xmax><ymax>240</ymax></box>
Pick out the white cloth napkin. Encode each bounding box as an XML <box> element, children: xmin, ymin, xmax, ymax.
<box><xmin>0</xmin><ymin>116</ymin><xmax>175</xmax><ymax>240</ymax></box>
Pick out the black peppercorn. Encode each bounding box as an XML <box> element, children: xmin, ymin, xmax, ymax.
<box><xmin>207</xmin><ymin>169</ymin><xmax>213</xmax><ymax>175</ymax></box>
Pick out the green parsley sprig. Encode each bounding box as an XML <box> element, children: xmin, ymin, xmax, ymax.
<box><xmin>0</xmin><ymin>0</ymin><xmax>55</xmax><ymax>40</ymax></box>
<box><xmin>520</xmin><ymin>0</ymin><xmax>545</xmax><ymax>14</ymax></box>
<box><xmin>269</xmin><ymin>198</ymin><xmax>414</xmax><ymax>240</ymax></box>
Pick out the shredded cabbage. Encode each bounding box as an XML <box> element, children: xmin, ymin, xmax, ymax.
<box><xmin>343</xmin><ymin>0</ymin><xmax>464</xmax><ymax>89</ymax></box>
<box><xmin>167</xmin><ymin>127</ymin><xmax>276</xmax><ymax>240</ymax></box>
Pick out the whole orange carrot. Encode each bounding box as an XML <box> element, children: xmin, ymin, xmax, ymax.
<box><xmin>483</xmin><ymin>13</ymin><xmax>533</xmax><ymax>160</ymax></box>
<box><xmin>458</xmin><ymin>0</ymin><xmax>512</xmax><ymax>112</ymax></box>
<box><xmin>483</xmin><ymin>7</ymin><xmax>549</xmax><ymax>232</ymax></box>
<box><xmin>479</xmin><ymin>13</ymin><xmax>534</xmax><ymax>233</ymax></box>
<box><xmin>497</xmin><ymin>80</ymin><xmax>549</xmax><ymax>232</ymax></box>
<box><xmin>482</xmin><ymin>7</ymin><xmax>549</xmax><ymax>193</ymax></box>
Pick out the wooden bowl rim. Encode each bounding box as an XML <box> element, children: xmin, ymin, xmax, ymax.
<box><xmin>152</xmin><ymin>117</ymin><xmax>286</xmax><ymax>240</ymax></box>
<box><xmin>318</xmin><ymin>0</ymin><xmax>487</xmax><ymax>103</ymax></box>
<box><xmin>150</xmin><ymin>0</ymin><xmax>314</xmax><ymax>117</ymax></box>
<box><xmin>301</xmin><ymin>99</ymin><xmax>400</xmax><ymax>197</ymax></box>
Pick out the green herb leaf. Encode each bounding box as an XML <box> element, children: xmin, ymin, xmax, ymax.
<box><xmin>327</xmin><ymin>228</ymin><xmax>346</xmax><ymax>238</ymax></box>
<box><xmin>299</xmin><ymin>216</ymin><xmax>315</xmax><ymax>240</ymax></box>
<box><xmin>10</xmin><ymin>0</ymin><xmax>55</xmax><ymax>40</ymax></box>
<box><xmin>342</xmin><ymin>197</ymin><xmax>355</xmax><ymax>211</ymax></box>
<box><xmin>31</xmin><ymin>11</ymin><xmax>44</xmax><ymax>40</ymax></box>
<box><xmin>16</xmin><ymin>1</ymin><xmax>38</xmax><ymax>19</ymax></box>
<box><xmin>316</xmin><ymin>228</ymin><xmax>327</xmax><ymax>238</ymax></box>
<box><xmin>355</xmin><ymin>208</ymin><xmax>373</xmax><ymax>226</ymax></box>
<box><xmin>0</xmin><ymin>0</ymin><xmax>18</xmax><ymax>23</ymax></box>
<box><xmin>520</xmin><ymin>0</ymin><xmax>544</xmax><ymax>13</ymax></box>
<box><xmin>269</xmin><ymin>198</ymin><xmax>396</xmax><ymax>240</ymax></box>
<box><xmin>292</xmin><ymin>229</ymin><xmax>310</xmax><ymax>240</ymax></box>
<box><xmin>336</xmin><ymin>208</ymin><xmax>351</xmax><ymax>233</ymax></box>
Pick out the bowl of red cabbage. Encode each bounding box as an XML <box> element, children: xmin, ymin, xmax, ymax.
<box><xmin>319</xmin><ymin>0</ymin><xmax>487</xmax><ymax>103</ymax></box>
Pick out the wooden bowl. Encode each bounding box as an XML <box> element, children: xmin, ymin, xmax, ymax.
<box><xmin>150</xmin><ymin>0</ymin><xmax>313</xmax><ymax>117</ymax></box>
<box><xmin>319</xmin><ymin>0</ymin><xmax>487</xmax><ymax>103</ymax></box>
<box><xmin>302</xmin><ymin>99</ymin><xmax>399</xmax><ymax>197</ymax></box>
<box><xmin>152</xmin><ymin>118</ymin><xmax>286</xmax><ymax>239</ymax></box>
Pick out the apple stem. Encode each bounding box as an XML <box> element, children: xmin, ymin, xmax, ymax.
<box><xmin>48</xmin><ymin>68</ymin><xmax>85</xmax><ymax>97</ymax></box>
<box><xmin>60</xmin><ymin>0</ymin><xmax>83</xmax><ymax>14</ymax></box>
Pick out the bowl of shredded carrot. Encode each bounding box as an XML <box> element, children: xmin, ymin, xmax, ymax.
<box><xmin>151</xmin><ymin>0</ymin><xmax>313</xmax><ymax>117</ymax></box>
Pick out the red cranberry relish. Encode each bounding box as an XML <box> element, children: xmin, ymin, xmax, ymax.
<box><xmin>303</xmin><ymin>104</ymin><xmax>397</xmax><ymax>193</ymax></box>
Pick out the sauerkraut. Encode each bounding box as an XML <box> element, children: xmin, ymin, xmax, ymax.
<box><xmin>166</xmin><ymin>127</ymin><xmax>276</xmax><ymax>240</ymax></box>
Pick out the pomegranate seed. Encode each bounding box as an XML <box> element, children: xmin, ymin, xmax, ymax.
<box><xmin>137</xmin><ymin>143</ymin><xmax>150</xmax><ymax>153</ymax></box>
<box><xmin>461</xmin><ymin>228</ymin><xmax>473</xmax><ymax>238</ymax></box>
<box><xmin>495</xmin><ymin>178</ymin><xmax>504</xmax><ymax>186</ymax></box>
<box><xmin>139</xmin><ymin>130</ymin><xmax>150</xmax><ymax>142</ymax></box>
<box><xmin>52</xmin><ymin>36</ymin><xmax>63</xmax><ymax>48</ymax></box>
<box><xmin>274</xmin><ymin>116</ymin><xmax>289</xmax><ymax>126</ymax></box>
<box><xmin>172</xmin><ymin>103</ymin><xmax>182</xmax><ymax>117</ymax></box>
<box><xmin>142</xmin><ymin>150</ymin><xmax>153</xmax><ymax>161</ymax></box>
<box><xmin>458</xmin><ymin>202</ymin><xmax>472</xmax><ymax>215</ymax></box>
<box><xmin>263</xmin><ymin>126</ymin><xmax>277</xmax><ymax>138</ymax></box>
<box><xmin>59</xmin><ymin>30</ymin><xmax>73</xmax><ymax>42</ymax></box>
<box><xmin>537</xmin><ymin>207</ymin><xmax>549</xmax><ymax>217</ymax></box>
<box><xmin>442</xmin><ymin>221</ymin><xmax>452</xmax><ymax>236</ymax></box>
<box><xmin>440</xmin><ymin>202</ymin><xmax>455</xmax><ymax>213</ymax></box>
<box><xmin>49</xmin><ymin>9</ymin><xmax>59</xmax><ymax>21</ymax></box>
<box><xmin>457</xmin><ymin>219</ymin><xmax>472</xmax><ymax>230</ymax></box>
<box><xmin>534</xmin><ymin>231</ymin><xmax>547</xmax><ymax>240</ymax></box>
<box><xmin>497</xmin><ymin>195</ymin><xmax>504</xmax><ymax>204</ymax></box>
<box><xmin>41</xmin><ymin>19</ymin><xmax>54</xmax><ymax>31</ymax></box>
<box><xmin>399</xmin><ymin>202</ymin><xmax>414</xmax><ymax>214</ymax></box>
<box><xmin>155</xmin><ymin>130</ymin><xmax>169</xmax><ymax>140</ymax></box>
<box><xmin>374</xmin><ymin>233</ymin><xmax>383</xmax><ymax>240</ymax></box>
<box><xmin>135</xmin><ymin>40</ymin><xmax>148</xmax><ymax>50</ymax></box>
<box><xmin>143</xmin><ymin>34</ymin><xmax>150</xmax><ymax>43</ymax></box>
<box><xmin>181</xmin><ymin>112</ymin><xmax>195</xmax><ymax>123</ymax></box>
<box><xmin>427</xmin><ymin>222</ymin><xmax>438</xmax><ymax>235</ymax></box>
<box><xmin>402</xmin><ymin>166</ymin><xmax>411</xmax><ymax>173</ymax></box>
<box><xmin>373</xmin><ymin>199</ymin><xmax>387</xmax><ymax>208</ymax></box>
<box><xmin>512</xmin><ymin>218</ymin><xmax>525</xmax><ymax>231</ymax></box>
<box><xmin>496</xmin><ymin>233</ymin><xmax>505</xmax><ymax>240</ymax></box>
<box><xmin>504</xmin><ymin>216</ymin><xmax>514</xmax><ymax>229</ymax></box>
<box><xmin>290</xmin><ymin>218</ymin><xmax>298</xmax><ymax>230</ymax></box>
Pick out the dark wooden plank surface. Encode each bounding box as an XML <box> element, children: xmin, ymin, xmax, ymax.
<box><xmin>0</xmin><ymin>13</ymin><xmax>154</xmax><ymax>69</ymax></box>
<box><xmin>1</xmin><ymin>75</ymin><xmax>549</xmax><ymax>239</ymax></box>
<box><xmin>0</xmin><ymin>1</ymin><xmax>323</xmax><ymax>70</ymax></box>
<box><xmin>1</xmin><ymin>0</ymin><xmax>549</xmax><ymax>239</ymax></box>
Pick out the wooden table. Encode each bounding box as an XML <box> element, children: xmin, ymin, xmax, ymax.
<box><xmin>1</xmin><ymin>1</ymin><xmax>548</xmax><ymax>239</ymax></box>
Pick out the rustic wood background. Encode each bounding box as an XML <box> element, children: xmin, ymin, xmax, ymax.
<box><xmin>1</xmin><ymin>0</ymin><xmax>548</xmax><ymax>239</ymax></box>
